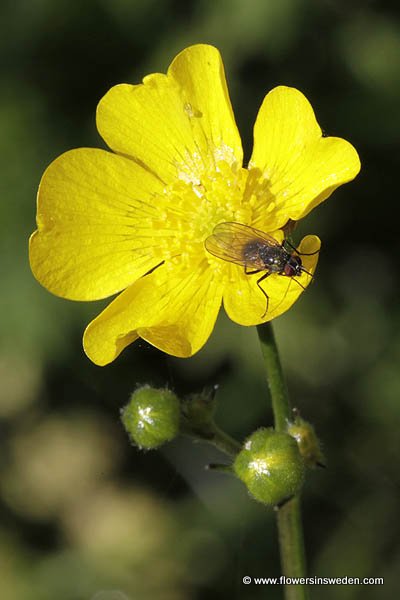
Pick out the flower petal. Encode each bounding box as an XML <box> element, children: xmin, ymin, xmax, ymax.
<box><xmin>249</xmin><ymin>87</ymin><xmax>360</xmax><ymax>229</ymax></box>
<box><xmin>83</xmin><ymin>260</ymin><xmax>223</xmax><ymax>364</ymax></box>
<box><xmin>96</xmin><ymin>44</ymin><xmax>243</xmax><ymax>184</ymax></box>
<box><xmin>29</xmin><ymin>148</ymin><xmax>166</xmax><ymax>300</ymax></box>
<box><xmin>223</xmin><ymin>235</ymin><xmax>321</xmax><ymax>326</ymax></box>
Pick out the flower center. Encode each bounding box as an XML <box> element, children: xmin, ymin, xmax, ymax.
<box><xmin>145</xmin><ymin>146</ymin><xmax>276</xmax><ymax>273</ymax></box>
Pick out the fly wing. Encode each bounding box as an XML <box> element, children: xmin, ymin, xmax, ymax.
<box><xmin>205</xmin><ymin>232</ymin><xmax>248</xmax><ymax>266</ymax></box>
<box><xmin>204</xmin><ymin>222</ymin><xmax>279</xmax><ymax>268</ymax></box>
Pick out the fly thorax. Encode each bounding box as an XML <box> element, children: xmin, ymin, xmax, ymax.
<box><xmin>243</xmin><ymin>241</ymin><xmax>266</xmax><ymax>262</ymax></box>
<box><xmin>259</xmin><ymin>247</ymin><xmax>288</xmax><ymax>272</ymax></box>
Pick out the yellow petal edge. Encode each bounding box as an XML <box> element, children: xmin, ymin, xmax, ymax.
<box><xmin>83</xmin><ymin>261</ymin><xmax>223</xmax><ymax>365</ymax></box>
<box><xmin>96</xmin><ymin>44</ymin><xmax>243</xmax><ymax>184</ymax></box>
<box><xmin>249</xmin><ymin>86</ymin><xmax>360</xmax><ymax>230</ymax></box>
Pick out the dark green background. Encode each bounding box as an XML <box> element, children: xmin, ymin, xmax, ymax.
<box><xmin>1</xmin><ymin>1</ymin><xmax>399</xmax><ymax>598</ymax></box>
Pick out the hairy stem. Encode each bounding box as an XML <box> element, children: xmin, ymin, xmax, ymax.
<box><xmin>257</xmin><ymin>322</ymin><xmax>309</xmax><ymax>600</ymax></box>
<box><xmin>209</xmin><ymin>424</ymin><xmax>242</xmax><ymax>457</ymax></box>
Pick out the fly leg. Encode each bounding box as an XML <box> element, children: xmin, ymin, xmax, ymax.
<box><xmin>244</xmin><ymin>267</ymin><xmax>262</xmax><ymax>275</ymax></box>
<box><xmin>244</xmin><ymin>267</ymin><xmax>271</xmax><ymax>317</ymax></box>
<box><xmin>256</xmin><ymin>272</ymin><xmax>272</xmax><ymax>317</ymax></box>
<box><xmin>283</xmin><ymin>239</ymin><xmax>320</xmax><ymax>256</ymax></box>
<box><xmin>291</xmin><ymin>277</ymin><xmax>307</xmax><ymax>291</ymax></box>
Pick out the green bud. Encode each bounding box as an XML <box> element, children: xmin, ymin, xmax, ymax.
<box><xmin>121</xmin><ymin>386</ymin><xmax>180</xmax><ymax>450</ymax></box>
<box><xmin>233</xmin><ymin>428</ymin><xmax>305</xmax><ymax>506</ymax></box>
<box><xmin>287</xmin><ymin>412</ymin><xmax>325</xmax><ymax>468</ymax></box>
<box><xmin>181</xmin><ymin>386</ymin><xmax>217</xmax><ymax>435</ymax></box>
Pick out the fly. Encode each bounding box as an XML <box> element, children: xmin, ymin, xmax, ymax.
<box><xmin>205</xmin><ymin>222</ymin><xmax>318</xmax><ymax>316</ymax></box>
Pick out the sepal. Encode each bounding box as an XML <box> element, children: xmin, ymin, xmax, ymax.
<box><xmin>287</xmin><ymin>410</ymin><xmax>325</xmax><ymax>468</ymax></box>
<box><xmin>180</xmin><ymin>385</ymin><xmax>218</xmax><ymax>437</ymax></box>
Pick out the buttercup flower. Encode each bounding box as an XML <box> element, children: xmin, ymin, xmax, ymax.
<box><xmin>29</xmin><ymin>44</ymin><xmax>360</xmax><ymax>365</ymax></box>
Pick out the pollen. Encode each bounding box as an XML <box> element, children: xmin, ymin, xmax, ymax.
<box><xmin>156</xmin><ymin>151</ymin><xmax>255</xmax><ymax>268</ymax></box>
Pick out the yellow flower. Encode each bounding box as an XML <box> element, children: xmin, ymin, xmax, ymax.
<box><xmin>29</xmin><ymin>44</ymin><xmax>360</xmax><ymax>365</ymax></box>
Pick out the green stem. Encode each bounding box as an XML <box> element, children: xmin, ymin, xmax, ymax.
<box><xmin>209</xmin><ymin>424</ymin><xmax>242</xmax><ymax>457</ymax></box>
<box><xmin>182</xmin><ymin>421</ymin><xmax>241</xmax><ymax>458</ymax></box>
<box><xmin>257</xmin><ymin>322</ymin><xmax>309</xmax><ymax>600</ymax></box>
<box><xmin>277</xmin><ymin>497</ymin><xmax>308</xmax><ymax>599</ymax></box>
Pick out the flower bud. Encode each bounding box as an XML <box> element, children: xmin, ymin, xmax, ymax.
<box><xmin>181</xmin><ymin>386</ymin><xmax>217</xmax><ymax>432</ymax></box>
<box><xmin>287</xmin><ymin>412</ymin><xmax>325</xmax><ymax>468</ymax></box>
<box><xmin>121</xmin><ymin>386</ymin><xmax>180</xmax><ymax>450</ymax></box>
<box><xmin>233</xmin><ymin>428</ymin><xmax>305</xmax><ymax>506</ymax></box>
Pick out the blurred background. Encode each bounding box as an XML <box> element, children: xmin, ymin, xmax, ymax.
<box><xmin>1</xmin><ymin>0</ymin><xmax>399</xmax><ymax>598</ymax></box>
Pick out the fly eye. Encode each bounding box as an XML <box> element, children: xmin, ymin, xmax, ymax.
<box><xmin>284</xmin><ymin>264</ymin><xmax>295</xmax><ymax>276</ymax></box>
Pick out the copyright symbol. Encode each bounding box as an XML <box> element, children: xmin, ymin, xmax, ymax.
<box><xmin>242</xmin><ymin>576</ymin><xmax>251</xmax><ymax>585</ymax></box>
